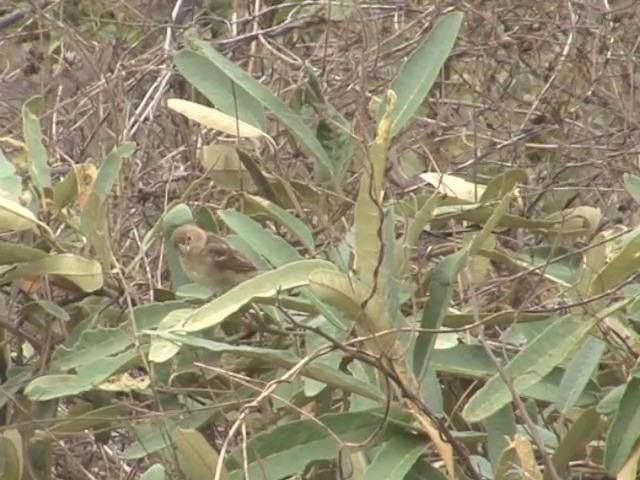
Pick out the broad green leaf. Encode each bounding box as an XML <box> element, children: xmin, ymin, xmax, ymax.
<box><xmin>555</xmin><ymin>335</ymin><xmax>605</xmax><ymax>413</ymax></box>
<box><xmin>174</xmin><ymin>428</ymin><xmax>225</xmax><ymax>480</ymax></box>
<box><xmin>575</xmin><ymin>231</ymin><xmax>608</xmax><ymax>298</ymax></box>
<box><xmin>0</xmin><ymin>196</ymin><xmax>42</xmax><ymax>233</ymax></box>
<box><xmin>404</xmin><ymin>193</ymin><xmax>442</xmax><ymax>249</ymax></box>
<box><xmin>122</xmin><ymin>409</ymin><xmax>215</xmax><ymax>460</ymax></box>
<box><xmin>47</xmin><ymin>404</ymin><xmax>131</xmax><ymax>434</ymax></box>
<box><xmin>80</xmin><ymin>192</ymin><xmax>111</xmax><ymax>270</ymax></box>
<box><xmin>468</xmin><ymin>189</ymin><xmax>513</xmax><ymax>255</ymax></box>
<box><xmin>168</xmin><ymin>259</ymin><xmax>337</xmax><ymax>334</ymax></box>
<box><xmin>480</xmin><ymin>169</ymin><xmax>528</xmax><ymax>203</ymax></box>
<box><xmin>93</xmin><ymin>142</ymin><xmax>134</xmax><ymax>195</ymax></box>
<box><xmin>226</xmin><ymin>409</ymin><xmax>406</xmax><ymax>479</ymax></box>
<box><xmin>604</xmin><ymin>370</ymin><xmax>640</xmax><ymax>474</ymax></box>
<box><xmin>25</xmin><ymin>348</ymin><xmax>140</xmax><ymax>400</ymax></box>
<box><xmin>146</xmin><ymin>331</ymin><xmax>384</xmax><ymax>402</ymax></box>
<box><xmin>495</xmin><ymin>435</ymin><xmax>542</xmax><ymax>480</ymax></box>
<box><xmin>547</xmin><ymin>408</ymin><xmax>607</xmax><ymax>480</ymax></box>
<box><xmin>3</xmin><ymin>254</ymin><xmax>103</xmax><ymax>292</ymax></box>
<box><xmin>0</xmin><ymin>429</ymin><xmax>22</xmax><ymax>480</ymax></box>
<box><xmin>51</xmin><ymin>166</ymin><xmax>79</xmax><ymax>210</ymax></box>
<box><xmin>0</xmin><ymin>242</ymin><xmax>47</xmax><ymax>264</ymax></box>
<box><xmin>242</xmin><ymin>194</ymin><xmax>315</xmax><ymax>249</ymax></box>
<box><xmin>623</xmin><ymin>172</ymin><xmax>640</xmax><ymax>205</ymax></box>
<box><xmin>462</xmin><ymin>315</ymin><xmax>598</xmax><ymax>423</ymax></box>
<box><xmin>591</xmin><ymin>226</ymin><xmax>640</xmax><ymax>294</ymax></box>
<box><xmin>377</xmin><ymin>11</ymin><xmax>463</xmax><ymax>137</ymax></box>
<box><xmin>413</xmin><ymin>249</ymin><xmax>467</xmax><ymax>381</ymax></box>
<box><xmin>0</xmin><ymin>149</ymin><xmax>22</xmax><ymax>200</ymax></box>
<box><xmin>52</xmin><ymin>301</ymin><xmax>189</xmax><ymax>371</ymax></box>
<box><xmin>315</xmin><ymin>112</ymin><xmax>354</xmax><ymax>183</ymax></box>
<box><xmin>515</xmin><ymin>246</ymin><xmax>582</xmax><ymax>287</ymax></box>
<box><xmin>184</xmin><ymin>36</ymin><xmax>334</xmax><ymax>184</ymax></box>
<box><xmin>218</xmin><ymin>208</ymin><xmax>301</xmax><ymax>265</ymax></box>
<box><xmin>22</xmin><ymin>96</ymin><xmax>51</xmax><ymax>189</ymax></box>
<box><xmin>309</xmin><ymin>269</ymin><xmax>397</xmax><ymax>355</ymax></box>
<box><xmin>174</xmin><ymin>49</ymin><xmax>266</xmax><ymax>131</ymax></box>
<box><xmin>541</xmin><ymin>206</ymin><xmax>601</xmax><ymax>240</ymax></box>
<box><xmin>303</xmin><ymin>316</ymin><xmax>344</xmax><ymax>397</ymax></box>
<box><xmin>140</xmin><ymin>464</ymin><xmax>165</xmax><ymax>480</ymax></box>
<box><xmin>354</xmin><ymin>92</ymin><xmax>394</xmax><ymax>288</ymax></box>
<box><xmin>362</xmin><ymin>435</ymin><xmax>426</xmax><ymax>480</ymax></box>
<box><xmin>484</xmin><ymin>405</ymin><xmax>517</xmax><ymax>475</ymax></box>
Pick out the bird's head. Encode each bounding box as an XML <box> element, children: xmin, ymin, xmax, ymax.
<box><xmin>171</xmin><ymin>224</ymin><xmax>207</xmax><ymax>256</ymax></box>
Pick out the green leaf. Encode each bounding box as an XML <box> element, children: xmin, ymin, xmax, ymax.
<box><xmin>51</xmin><ymin>167</ymin><xmax>79</xmax><ymax>210</ymax></box>
<box><xmin>163</xmin><ymin>259</ymin><xmax>337</xmax><ymax>334</ymax></box>
<box><xmin>52</xmin><ymin>301</ymin><xmax>188</xmax><ymax>371</ymax></box>
<box><xmin>554</xmin><ymin>336</ymin><xmax>605</xmax><ymax>414</ymax></box>
<box><xmin>146</xmin><ymin>331</ymin><xmax>384</xmax><ymax>402</ymax></box>
<box><xmin>226</xmin><ymin>409</ymin><xmax>405</xmax><ymax>479</ymax></box>
<box><xmin>480</xmin><ymin>169</ymin><xmax>528</xmax><ymax>203</ymax></box>
<box><xmin>2</xmin><ymin>253</ymin><xmax>103</xmax><ymax>292</ymax></box>
<box><xmin>80</xmin><ymin>192</ymin><xmax>111</xmax><ymax>270</ymax></box>
<box><xmin>484</xmin><ymin>405</ymin><xmax>517</xmax><ymax>474</ymax></box>
<box><xmin>309</xmin><ymin>269</ymin><xmax>397</xmax><ymax>355</ymax></box>
<box><xmin>122</xmin><ymin>409</ymin><xmax>215</xmax><ymax>460</ymax></box>
<box><xmin>183</xmin><ymin>36</ymin><xmax>334</xmax><ymax>184</ymax></box>
<box><xmin>174</xmin><ymin>50</ymin><xmax>266</xmax><ymax>131</ymax></box>
<box><xmin>377</xmin><ymin>11</ymin><xmax>463</xmax><ymax>137</ymax></box>
<box><xmin>315</xmin><ymin>105</ymin><xmax>355</xmax><ymax>183</ymax></box>
<box><xmin>0</xmin><ymin>196</ymin><xmax>41</xmax><ymax>233</ymax></box>
<box><xmin>354</xmin><ymin>94</ymin><xmax>393</xmax><ymax>288</ymax></box>
<box><xmin>413</xmin><ymin>249</ymin><xmax>467</xmax><ymax>381</ymax></box>
<box><xmin>47</xmin><ymin>404</ymin><xmax>131</xmax><ymax>434</ymax></box>
<box><xmin>462</xmin><ymin>315</ymin><xmax>598</xmax><ymax>423</ymax></box>
<box><xmin>25</xmin><ymin>349</ymin><xmax>140</xmax><ymax>400</ymax></box>
<box><xmin>362</xmin><ymin>435</ymin><xmax>426</xmax><ymax>480</ymax></box>
<box><xmin>0</xmin><ymin>149</ymin><xmax>22</xmax><ymax>201</ymax></box>
<box><xmin>242</xmin><ymin>194</ymin><xmax>315</xmax><ymax>249</ymax></box>
<box><xmin>93</xmin><ymin>142</ymin><xmax>134</xmax><ymax>195</ymax></box>
<box><xmin>623</xmin><ymin>172</ymin><xmax>640</xmax><ymax>205</ymax></box>
<box><xmin>0</xmin><ymin>429</ymin><xmax>23</xmax><ymax>480</ymax></box>
<box><xmin>604</xmin><ymin>370</ymin><xmax>640</xmax><ymax>474</ymax></box>
<box><xmin>174</xmin><ymin>428</ymin><xmax>225</xmax><ymax>480</ymax></box>
<box><xmin>218</xmin><ymin>209</ymin><xmax>301</xmax><ymax>266</ymax></box>
<box><xmin>22</xmin><ymin>96</ymin><xmax>51</xmax><ymax>189</ymax></box>
<box><xmin>0</xmin><ymin>242</ymin><xmax>47</xmax><ymax>264</ymax></box>
<box><xmin>591</xmin><ymin>226</ymin><xmax>640</xmax><ymax>294</ymax></box>
<box><xmin>140</xmin><ymin>464</ymin><xmax>165</xmax><ymax>480</ymax></box>
<box><xmin>548</xmin><ymin>408</ymin><xmax>607</xmax><ymax>480</ymax></box>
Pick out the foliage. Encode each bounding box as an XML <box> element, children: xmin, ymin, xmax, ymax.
<box><xmin>1</xmin><ymin>4</ymin><xmax>640</xmax><ymax>480</ymax></box>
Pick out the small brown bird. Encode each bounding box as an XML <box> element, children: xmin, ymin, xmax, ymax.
<box><xmin>171</xmin><ymin>224</ymin><xmax>259</xmax><ymax>293</ymax></box>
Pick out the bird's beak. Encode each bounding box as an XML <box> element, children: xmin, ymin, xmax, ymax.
<box><xmin>176</xmin><ymin>243</ymin><xmax>189</xmax><ymax>255</ymax></box>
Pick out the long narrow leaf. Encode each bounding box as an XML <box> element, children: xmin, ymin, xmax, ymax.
<box><xmin>184</xmin><ymin>36</ymin><xmax>334</xmax><ymax>182</ymax></box>
<box><xmin>377</xmin><ymin>12</ymin><xmax>463</xmax><ymax>137</ymax></box>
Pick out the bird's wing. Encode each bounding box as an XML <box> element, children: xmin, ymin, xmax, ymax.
<box><xmin>205</xmin><ymin>235</ymin><xmax>257</xmax><ymax>273</ymax></box>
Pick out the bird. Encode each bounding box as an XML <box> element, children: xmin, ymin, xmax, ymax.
<box><xmin>170</xmin><ymin>223</ymin><xmax>259</xmax><ymax>293</ymax></box>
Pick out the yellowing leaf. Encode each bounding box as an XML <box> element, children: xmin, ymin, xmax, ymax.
<box><xmin>167</xmin><ymin>98</ymin><xmax>269</xmax><ymax>139</ymax></box>
<box><xmin>0</xmin><ymin>196</ymin><xmax>42</xmax><ymax>233</ymax></box>
<box><xmin>76</xmin><ymin>160</ymin><xmax>99</xmax><ymax>209</ymax></box>
<box><xmin>419</xmin><ymin>172</ymin><xmax>486</xmax><ymax>202</ymax></box>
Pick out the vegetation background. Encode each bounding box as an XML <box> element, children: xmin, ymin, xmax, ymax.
<box><xmin>1</xmin><ymin>1</ymin><xmax>640</xmax><ymax>479</ymax></box>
